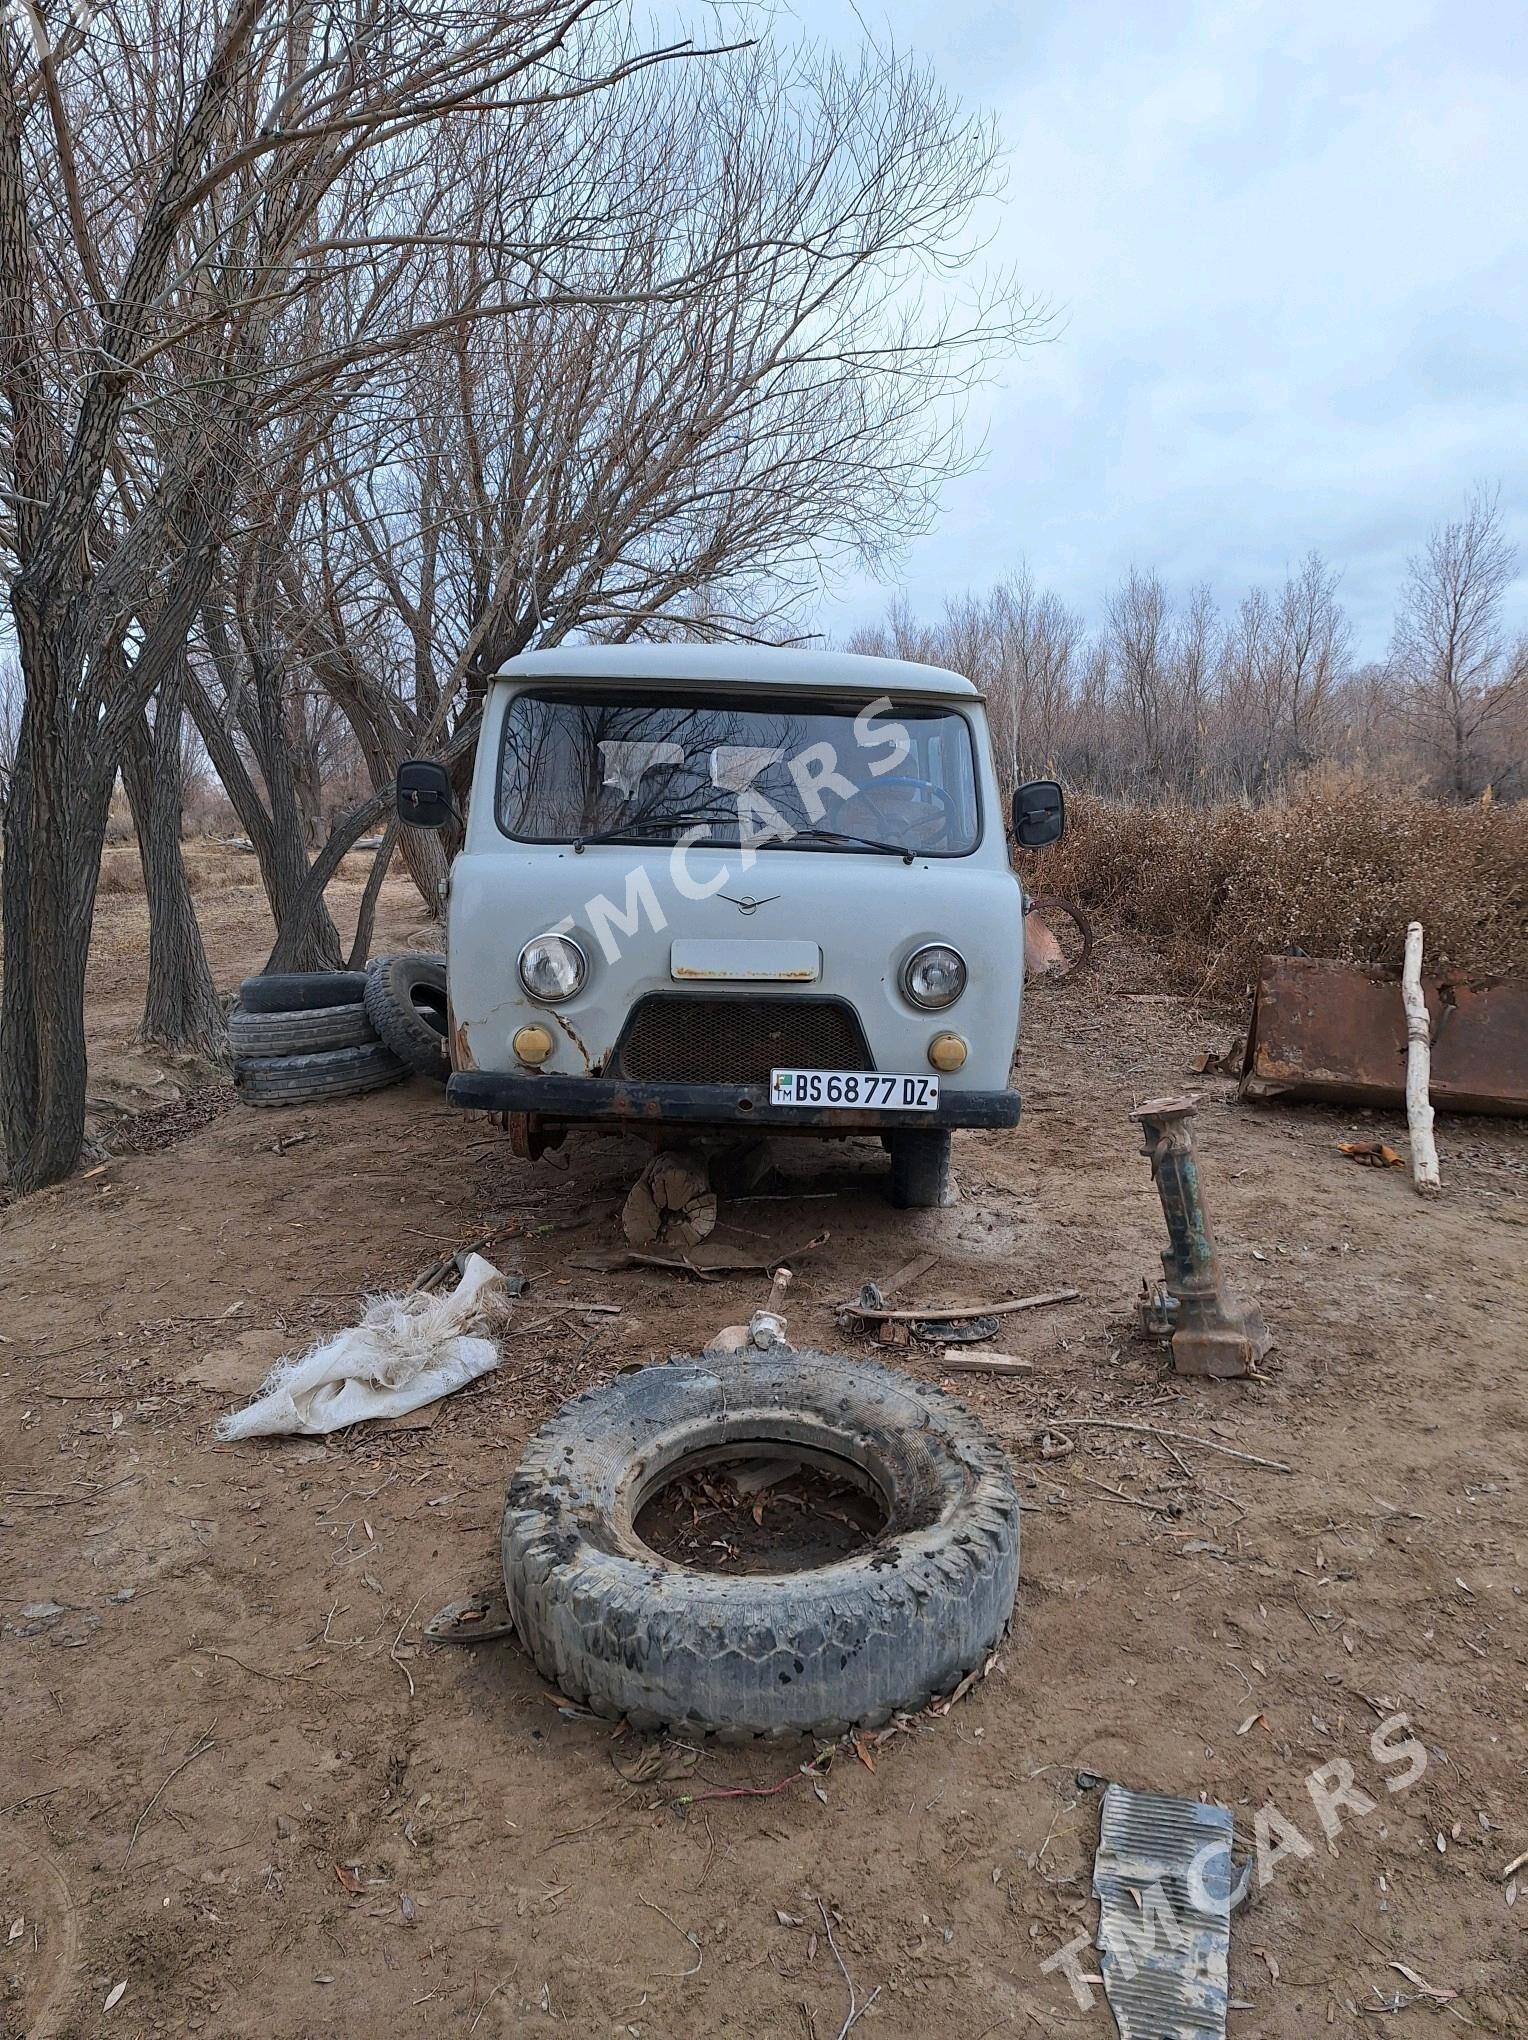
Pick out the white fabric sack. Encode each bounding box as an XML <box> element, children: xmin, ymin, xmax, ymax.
<box><xmin>216</xmin><ymin>1253</ymin><xmax>506</xmax><ymax>1441</ymax></box>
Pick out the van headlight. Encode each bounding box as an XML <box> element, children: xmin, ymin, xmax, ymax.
<box><xmin>903</xmin><ymin>943</ymin><xmax>966</xmax><ymax>1010</ymax></box>
<box><xmin>518</xmin><ymin>933</ymin><xmax>587</xmax><ymax>1003</ymax></box>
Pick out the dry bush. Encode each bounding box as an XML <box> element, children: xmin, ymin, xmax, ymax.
<box><xmin>103</xmin><ymin>803</ymin><xmax>136</xmax><ymax>847</ymax></box>
<box><xmin>96</xmin><ymin>849</ymin><xmax>145</xmax><ymax>895</ymax></box>
<box><xmin>1034</xmin><ymin>769</ymin><xmax>1528</xmax><ymax>999</ymax></box>
<box><xmin>182</xmin><ymin>782</ymin><xmax>241</xmax><ymax>838</ymax></box>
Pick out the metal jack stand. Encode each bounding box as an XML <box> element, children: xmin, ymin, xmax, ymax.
<box><xmin>1131</xmin><ymin>1095</ymin><xmax>1271</xmax><ymax>1379</ymax></box>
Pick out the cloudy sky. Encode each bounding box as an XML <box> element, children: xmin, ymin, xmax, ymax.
<box><xmin>810</xmin><ymin>0</ymin><xmax>1527</xmax><ymax>659</ymax></box>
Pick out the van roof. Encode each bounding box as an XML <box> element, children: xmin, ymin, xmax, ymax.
<box><xmin>491</xmin><ymin>643</ymin><xmax>978</xmax><ymax>700</ymax></box>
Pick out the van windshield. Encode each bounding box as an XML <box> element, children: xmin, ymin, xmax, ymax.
<box><xmin>496</xmin><ymin>689</ymin><xmax>980</xmax><ymax>856</ymax></box>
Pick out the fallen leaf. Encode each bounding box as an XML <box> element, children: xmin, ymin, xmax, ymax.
<box><xmin>104</xmin><ymin>1981</ymin><xmax>127</xmax><ymax>2012</ymax></box>
<box><xmin>776</xmin><ymin>1909</ymin><xmax>804</xmax><ymax>1928</ymax></box>
<box><xmin>852</xmin><ymin>1734</ymin><xmax>877</xmax><ymax>1774</ymax></box>
<box><xmin>7</xmin><ymin>1919</ymin><xmax>23</xmax><ymax>1943</ymax></box>
<box><xmin>1257</xmin><ymin>1946</ymin><xmax>1280</xmax><ymax>1982</ymax></box>
<box><xmin>400</xmin><ymin>1893</ymin><xmax>417</xmax><ymax>1925</ymax></box>
<box><xmin>1336</xmin><ymin>1140</ymin><xmax>1403</xmax><ymax>1168</ymax></box>
<box><xmin>1236</xmin><ymin>1712</ymin><xmax>1266</xmax><ymax>1736</ymax></box>
<box><xmin>610</xmin><ymin>1740</ymin><xmax>699</xmax><ymax>1786</ymax></box>
<box><xmin>335</xmin><ymin>1864</ymin><xmax>363</xmax><ymax>1895</ymax></box>
<box><xmin>1389</xmin><ymin>1962</ymin><xmax>1455</xmax><ymax>2003</ymax></box>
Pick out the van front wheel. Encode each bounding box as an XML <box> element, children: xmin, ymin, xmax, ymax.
<box><xmin>888</xmin><ymin>1128</ymin><xmax>952</xmax><ymax>1208</ymax></box>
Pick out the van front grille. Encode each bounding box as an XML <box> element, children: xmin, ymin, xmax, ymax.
<box><xmin>608</xmin><ymin>994</ymin><xmax>874</xmax><ymax>1086</ymax></box>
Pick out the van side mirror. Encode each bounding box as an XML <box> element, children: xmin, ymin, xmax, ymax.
<box><xmin>1011</xmin><ymin>778</ymin><xmax>1065</xmax><ymax>848</ymax></box>
<box><xmin>396</xmin><ymin>759</ymin><xmax>452</xmax><ymax>830</ymax></box>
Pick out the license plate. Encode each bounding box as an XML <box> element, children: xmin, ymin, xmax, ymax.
<box><xmin>768</xmin><ymin>1069</ymin><xmax>939</xmax><ymax>1110</ymax></box>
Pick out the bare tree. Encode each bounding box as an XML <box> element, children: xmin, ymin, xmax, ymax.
<box><xmin>0</xmin><ymin>654</ymin><xmax>18</xmax><ymax>814</ymax></box>
<box><xmin>121</xmin><ymin>671</ymin><xmax>228</xmax><ymax>1057</ymax></box>
<box><xmin>0</xmin><ymin>1</ymin><xmax>783</xmax><ymax>1190</ymax></box>
<box><xmin>1105</xmin><ymin>568</ymin><xmax>1173</xmax><ymax>792</ymax></box>
<box><xmin>1168</xmin><ymin>581</ymin><xmax>1219</xmax><ymax>794</ymax></box>
<box><xmin>1390</xmin><ymin>485</ymin><xmax>1525</xmax><ymax>798</ymax></box>
<box><xmin>1218</xmin><ymin>586</ymin><xmax>1274</xmax><ymax>795</ymax></box>
<box><xmin>249</xmin><ymin>32</ymin><xmax>1038</xmax><ymax>962</ymax></box>
<box><xmin>1270</xmin><ymin>553</ymin><xmax>1348</xmax><ymax>771</ymax></box>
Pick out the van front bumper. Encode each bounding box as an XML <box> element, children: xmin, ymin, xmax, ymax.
<box><xmin>447</xmin><ymin>1071</ymin><xmax>1020</xmax><ymax>1131</ymax></box>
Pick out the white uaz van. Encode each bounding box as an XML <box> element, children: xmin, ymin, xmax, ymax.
<box><xmin>397</xmin><ymin>646</ymin><xmax>1064</xmax><ymax>1208</ymax></box>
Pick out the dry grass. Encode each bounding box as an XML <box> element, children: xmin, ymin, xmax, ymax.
<box><xmin>96</xmin><ymin>841</ymin><xmax>265</xmax><ymax>897</ymax></box>
<box><xmin>94</xmin><ymin>839</ymin><xmax>384</xmax><ymax>900</ymax></box>
<box><xmin>1034</xmin><ymin>769</ymin><xmax>1528</xmax><ymax>999</ymax></box>
<box><xmin>96</xmin><ymin>848</ymin><xmax>149</xmax><ymax>895</ymax></box>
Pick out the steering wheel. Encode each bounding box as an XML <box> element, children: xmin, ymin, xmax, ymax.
<box><xmin>841</xmin><ymin>773</ymin><xmax>953</xmax><ymax>845</ymax></box>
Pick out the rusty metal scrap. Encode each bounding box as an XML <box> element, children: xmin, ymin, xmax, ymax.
<box><xmin>1132</xmin><ymin>1096</ymin><xmax>1271</xmax><ymax>1380</ymax></box>
<box><xmin>1239</xmin><ymin>954</ymin><xmax>1528</xmax><ymax>1116</ymax></box>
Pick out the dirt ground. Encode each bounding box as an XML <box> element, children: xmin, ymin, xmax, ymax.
<box><xmin>3</xmin><ymin>853</ymin><xmax>1525</xmax><ymax>2037</ymax></box>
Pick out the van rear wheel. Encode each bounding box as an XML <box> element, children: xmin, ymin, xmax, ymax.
<box><xmin>888</xmin><ymin>1128</ymin><xmax>952</xmax><ymax>1208</ymax></box>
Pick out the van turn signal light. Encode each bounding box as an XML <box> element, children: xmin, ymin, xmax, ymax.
<box><xmin>513</xmin><ymin>1025</ymin><xmax>555</xmax><ymax>1066</ymax></box>
<box><xmin>928</xmin><ymin>1032</ymin><xmax>967</xmax><ymax>1072</ymax></box>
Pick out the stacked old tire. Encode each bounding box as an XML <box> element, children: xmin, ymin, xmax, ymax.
<box><xmin>231</xmin><ymin>956</ymin><xmax>449</xmax><ymax>1107</ymax></box>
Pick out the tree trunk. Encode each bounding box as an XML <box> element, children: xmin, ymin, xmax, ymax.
<box><xmin>121</xmin><ymin>683</ymin><xmax>229</xmax><ymax>1060</ymax></box>
<box><xmin>325</xmin><ymin>671</ymin><xmax>448</xmax><ymax>914</ymax></box>
<box><xmin>0</xmin><ymin>681</ymin><xmax>114</xmax><ymax>1194</ymax></box>
<box><xmin>248</xmin><ymin>654</ymin><xmax>348</xmax><ymax>968</ymax></box>
<box><xmin>621</xmin><ymin>1147</ymin><xmax>717</xmax><ymax>1247</ymax></box>
<box><xmin>264</xmin><ymin>714</ymin><xmax>480</xmax><ymax>972</ymax></box>
<box><xmin>183</xmin><ymin>647</ymin><xmax>343</xmax><ymax>970</ymax></box>
<box><xmin>264</xmin><ymin>783</ymin><xmax>394</xmax><ymax>972</ymax></box>
<box><xmin>395</xmin><ymin>815</ymin><xmax>449</xmax><ymax>921</ymax></box>
<box><xmin>346</xmin><ymin>818</ymin><xmax>399</xmax><ymax>970</ymax></box>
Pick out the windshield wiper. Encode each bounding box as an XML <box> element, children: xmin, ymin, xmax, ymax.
<box><xmin>573</xmin><ymin>816</ymin><xmax>916</xmax><ymax>861</ymax></box>
<box><xmin>573</xmin><ymin>810</ymin><xmax>724</xmax><ymax>852</ymax></box>
<box><xmin>788</xmin><ymin>826</ymin><xmax>917</xmax><ymax>863</ymax></box>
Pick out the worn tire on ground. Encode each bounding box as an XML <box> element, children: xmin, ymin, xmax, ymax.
<box><xmin>239</xmin><ymin>971</ymin><xmax>370</xmax><ymax>1015</ymax></box>
<box><xmin>232</xmin><ymin>1040</ymin><xmax>407</xmax><ymax>1106</ymax></box>
<box><xmin>364</xmin><ymin>953</ymin><xmax>449</xmax><ymax>1079</ymax></box>
<box><xmin>228</xmin><ymin>1002</ymin><xmax>377</xmax><ymax>1057</ymax></box>
<box><xmin>502</xmin><ymin>1350</ymin><xmax>1020</xmax><ymax>1739</ymax></box>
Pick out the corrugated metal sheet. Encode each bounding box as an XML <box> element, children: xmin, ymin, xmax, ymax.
<box><xmin>1093</xmin><ymin>1783</ymin><xmax>1232</xmax><ymax>2040</ymax></box>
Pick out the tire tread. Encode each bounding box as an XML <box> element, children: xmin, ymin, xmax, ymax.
<box><xmin>233</xmin><ymin>1039</ymin><xmax>407</xmax><ymax>1106</ymax></box>
<box><xmin>501</xmin><ymin>1351</ymin><xmax>1020</xmax><ymax>1738</ymax></box>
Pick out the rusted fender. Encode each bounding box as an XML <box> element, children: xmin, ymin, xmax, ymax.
<box><xmin>1239</xmin><ymin>955</ymin><xmax>1528</xmax><ymax>1116</ymax></box>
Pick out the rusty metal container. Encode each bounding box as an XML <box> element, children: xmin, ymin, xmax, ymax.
<box><xmin>1239</xmin><ymin>955</ymin><xmax>1528</xmax><ymax>1116</ymax></box>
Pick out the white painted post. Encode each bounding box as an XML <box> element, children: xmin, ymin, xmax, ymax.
<box><xmin>1402</xmin><ymin>922</ymin><xmax>1441</xmax><ymax>1196</ymax></box>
